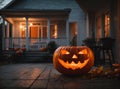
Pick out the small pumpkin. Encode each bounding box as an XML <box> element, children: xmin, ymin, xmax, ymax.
<box><xmin>53</xmin><ymin>46</ymin><xmax>94</xmax><ymax>75</ymax></box>
<box><xmin>40</xmin><ymin>47</ymin><xmax>47</xmax><ymax>52</ymax></box>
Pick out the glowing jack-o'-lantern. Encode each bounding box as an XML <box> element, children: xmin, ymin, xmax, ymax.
<box><xmin>53</xmin><ymin>46</ymin><xmax>94</xmax><ymax>75</ymax></box>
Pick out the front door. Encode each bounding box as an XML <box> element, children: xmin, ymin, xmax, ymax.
<box><xmin>30</xmin><ymin>26</ymin><xmax>39</xmax><ymax>38</ymax></box>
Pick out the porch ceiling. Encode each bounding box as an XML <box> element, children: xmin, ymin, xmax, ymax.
<box><xmin>6</xmin><ymin>17</ymin><xmax>49</xmax><ymax>22</ymax></box>
<box><xmin>0</xmin><ymin>9</ymin><xmax>71</xmax><ymax>18</ymax></box>
<box><xmin>76</xmin><ymin>0</ymin><xmax>111</xmax><ymax>12</ymax></box>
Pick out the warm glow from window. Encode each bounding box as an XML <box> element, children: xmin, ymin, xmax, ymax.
<box><xmin>75</xmin><ymin>31</ymin><xmax>77</xmax><ymax>35</ymax></box>
<box><xmin>30</xmin><ymin>23</ymin><xmax>33</xmax><ymax>26</ymax></box>
<box><xmin>22</xmin><ymin>17</ymin><xmax>25</xmax><ymax>20</ymax></box>
<box><xmin>54</xmin><ymin>25</ymin><xmax>57</xmax><ymax>38</ymax></box>
<box><xmin>20</xmin><ymin>25</ymin><xmax>23</xmax><ymax>29</ymax></box>
<box><xmin>52</xmin><ymin>24</ymin><xmax>58</xmax><ymax>38</ymax></box>
<box><xmin>105</xmin><ymin>12</ymin><xmax>110</xmax><ymax>37</ymax></box>
<box><xmin>107</xmin><ymin>17</ymin><xmax>110</xmax><ymax>21</ymax></box>
<box><xmin>55</xmin><ymin>25</ymin><xmax>57</xmax><ymax>30</ymax></box>
<box><xmin>20</xmin><ymin>23</ymin><xmax>26</xmax><ymax>37</ymax></box>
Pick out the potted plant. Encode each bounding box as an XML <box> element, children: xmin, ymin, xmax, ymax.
<box><xmin>46</xmin><ymin>41</ymin><xmax>58</xmax><ymax>54</ymax></box>
<box><xmin>82</xmin><ymin>38</ymin><xmax>96</xmax><ymax>47</ymax></box>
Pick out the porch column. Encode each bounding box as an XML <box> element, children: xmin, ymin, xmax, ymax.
<box><xmin>2</xmin><ymin>18</ymin><xmax>5</xmax><ymax>50</ymax></box>
<box><xmin>86</xmin><ymin>13</ymin><xmax>89</xmax><ymax>38</ymax></box>
<box><xmin>66</xmin><ymin>18</ymin><xmax>69</xmax><ymax>45</ymax></box>
<box><xmin>25</xmin><ymin>17</ymin><xmax>29</xmax><ymax>51</ymax></box>
<box><xmin>9</xmin><ymin>24</ymin><xmax>13</xmax><ymax>49</ymax></box>
<box><xmin>47</xmin><ymin>18</ymin><xmax>50</xmax><ymax>42</ymax></box>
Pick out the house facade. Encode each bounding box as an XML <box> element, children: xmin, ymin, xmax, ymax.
<box><xmin>1</xmin><ymin>0</ymin><xmax>120</xmax><ymax>64</ymax></box>
<box><xmin>0</xmin><ymin>0</ymin><xmax>86</xmax><ymax>51</ymax></box>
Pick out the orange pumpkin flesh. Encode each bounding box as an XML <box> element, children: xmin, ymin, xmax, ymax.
<box><xmin>53</xmin><ymin>46</ymin><xmax>94</xmax><ymax>75</ymax></box>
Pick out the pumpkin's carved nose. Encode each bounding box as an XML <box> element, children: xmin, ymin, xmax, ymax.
<box><xmin>72</xmin><ymin>54</ymin><xmax>78</xmax><ymax>59</ymax></box>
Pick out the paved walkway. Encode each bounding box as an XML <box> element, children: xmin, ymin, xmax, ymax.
<box><xmin>0</xmin><ymin>63</ymin><xmax>119</xmax><ymax>89</ymax></box>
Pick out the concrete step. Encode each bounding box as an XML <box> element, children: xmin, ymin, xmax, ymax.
<box><xmin>14</xmin><ymin>51</ymin><xmax>53</xmax><ymax>63</ymax></box>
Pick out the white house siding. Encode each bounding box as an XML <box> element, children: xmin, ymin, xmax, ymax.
<box><xmin>0</xmin><ymin>0</ymin><xmax>12</xmax><ymax>9</ymax></box>
<box><xmin>9</xmin><ymin>0</ymin><xmax>86</xmax><ymax>45</ymax></box>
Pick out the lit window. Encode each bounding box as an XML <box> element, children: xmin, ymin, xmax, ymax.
<box><xmin>104</xmin><ymin>12</ymin><xmax>110</xmax><ymax>37</ymax></box>
<box><xmin>20</xmin><ymin>24</ymin><xmax>26</xmax><ymax>38</ymax></box>
<box><xmin>96</xmin><ymin>16</ymin><xmax>102</xmax><ymax>41</ymax></box>
<box><xmin>50</xmin><ymin>24</ymin><xmax>58</xmax><ymax>38</ymax></box>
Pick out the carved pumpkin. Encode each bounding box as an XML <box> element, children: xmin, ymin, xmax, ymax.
<box><xmin>53</xmin><ymin>46</ymin><xmax>94</xmax><ymax>75</ymax></box>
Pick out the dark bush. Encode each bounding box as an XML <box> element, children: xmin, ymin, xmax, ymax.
<box><xmin>82</xmin><ymin>38</ymin><xmax>96</xmax><ymax>47</ymax></box>
<box><xmin>46</xmin><ymin>41</ymin><xmax>58</xmax><ymax>54</ymax></box>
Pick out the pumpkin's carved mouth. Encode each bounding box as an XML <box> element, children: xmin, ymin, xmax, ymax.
<box><xmin>58</xmin><ymin>59</ymin><xmax>89</xmax><ymax>70</ymax></box>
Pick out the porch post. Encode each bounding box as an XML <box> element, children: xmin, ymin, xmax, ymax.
<box><xmin>9</xmin><ymin>24</ymin><xmax>13</xmax><ymax>49</ymax></box>
<box><xmin>66</xmin><ymin>18</ymin><xmax>69</xmax><ymax>45</ymax></box>
<box><xmin>41</xmin><ymin>26</ymin><xmax>43</xmax><ymax>41</ymax></box>
<box><xmin>47</xmin><ymin>18</ymin><xmax>50</xmax><ymax>42</ymax></box>
<box><xmin>2</xmin><ymin>18</ymin><xmax>5</xmax><ymax>50</ymax></box>
<box><xmin>25</xmin><ymin>17</ymin><xmax>29</xmax><ymax>51</ymax></box>
<box><xmin>86</xmin><ymin>13</ymin><xmax>89</xmax><ymax>38</ymax></box>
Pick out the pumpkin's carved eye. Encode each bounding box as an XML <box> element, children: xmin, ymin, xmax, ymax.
<box><xmin>78</xmin><ymin>49</ymin><xmax>87</xmax><ymax>54</ymax></box>
<box><xmin>61</xmin><ymin>49</ymin><xmax>70</xmax><ymax>54</ymax></box>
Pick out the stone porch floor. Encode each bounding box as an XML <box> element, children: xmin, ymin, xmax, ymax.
<box><xmin>0</xmin><ymin>63</ymin><xmax>119</xmax><ymax>89</ymax></box>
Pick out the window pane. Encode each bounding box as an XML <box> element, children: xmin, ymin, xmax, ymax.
<box><xmin>50</xmin><ymin>24</ymin><xmax>58</xmax><ymax>38</ymax></box>
<box><xmin>30</xmin><ymin>27</ymin><xmax>39</xmax><ymax>38</ymax></box>
<box><xmin>104</xmin><ymin>12</ymin><xmax>110</xmax><ymax>37</ymax></box>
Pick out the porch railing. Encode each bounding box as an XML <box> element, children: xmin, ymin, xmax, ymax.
<box><xmin>5</xmin><ymin>37</ymin><xmax>68</xmax><ymax>50</ymax></box>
